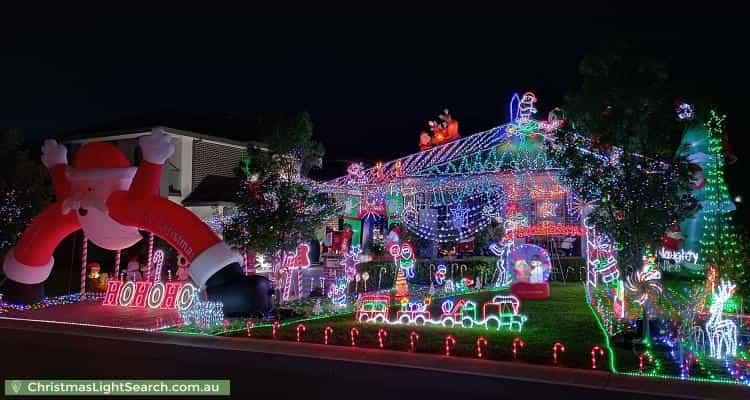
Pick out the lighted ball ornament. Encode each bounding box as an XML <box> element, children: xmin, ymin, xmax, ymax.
<box><xmin>2</xmin><ymin>128</ymin><xmax>268</xmax><ymax>316</ymax></box>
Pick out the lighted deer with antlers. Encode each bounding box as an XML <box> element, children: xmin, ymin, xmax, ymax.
<box><xmin>705</xmin><ymin>280</ymin><xmax>738</xmax><ymax>359</ymax></box>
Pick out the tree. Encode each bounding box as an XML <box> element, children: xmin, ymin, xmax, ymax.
<box><xmin>550</xmin><ymin>43</ymin><xmax>698</xmax><ymax>269</ymax></box>
<box><xmin>0</xmin><ymin>129</ymin><xmax>50</xmax><ymax>257</ymax></box>
<box><xmin>223</xmin><ymin>112</ymin><xmax>339</xmax><ymax>256</ymax></box>
<box><xmin>700</xmin><ymin>110</ymin><xmax>745</xmax><ymax>288</ymax></box>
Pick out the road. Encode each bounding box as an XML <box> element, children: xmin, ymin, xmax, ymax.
<box><xmin>0</xmin><ymin>323</ymin><xmax>679</xmax><ymax>400</ymax></box>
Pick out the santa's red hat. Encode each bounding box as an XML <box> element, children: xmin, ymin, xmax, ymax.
<box><xmin>67</xmin><ymin>142</ymin><xmax>136</xmax><ymax>182</ymax></box>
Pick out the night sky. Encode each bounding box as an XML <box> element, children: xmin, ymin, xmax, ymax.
<box><xmin>2</xmin><ymin>7</ymin><xmax>748</xmax><ymax>221</ymax></box>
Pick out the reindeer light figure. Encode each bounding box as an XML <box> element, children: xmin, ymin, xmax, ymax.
<box><xmin>705</xmin><ymin>280</ymin><xmax>738</xmax><ymax>359</ymax></box>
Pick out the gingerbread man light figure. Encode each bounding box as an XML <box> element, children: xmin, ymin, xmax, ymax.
<box><xmin>1</xmin><ymin>128</ymin><xmax>268</xmax><ymax>315</ymax></box>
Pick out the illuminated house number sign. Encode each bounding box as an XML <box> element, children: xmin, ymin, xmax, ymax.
<box><xmin>102</xmin><ymin>280</ymin><xmax>196</xmax><ymax>310</ymax></box>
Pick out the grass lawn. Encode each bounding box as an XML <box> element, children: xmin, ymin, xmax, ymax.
<box><xmin>219</xmin><ymin>283</ymin><xmax>617</xmax><ymax>370</ymax></box>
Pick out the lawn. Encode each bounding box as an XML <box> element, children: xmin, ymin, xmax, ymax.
<box><xmin>216</xmin><ymin>283</ymin><xmax>616</xmax><ymax>370</ymax></box>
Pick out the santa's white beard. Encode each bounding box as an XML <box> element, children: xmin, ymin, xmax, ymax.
<box><xmin>77</xmin><ymin>206</ymin><xmax>142</xmax><ymax>250</ymax></box>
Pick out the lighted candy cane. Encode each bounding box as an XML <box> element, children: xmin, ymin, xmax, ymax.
<box><xmin>296</xmin><ymin>267</ymin><xmax>303</xmax><ymax>299</ymax></box>
<box><xmin>445</xmin><ymin>335</ymin><xmax>456</xmax><ymax>357</ymax></box>
<box><xmin>552</xmin><ymin>341</ymin><xmax>566</xmax><ymax>365</ymax></box>
<box><xmin>377</xmin><ymin>328</ymin><xmax>388</xmax><ymax>349</ymax></box>
<box><xmin>639</xmin><ymin>352</ymin><xmax>653</xmax><ymax>374</ymax></box>
<box><xmin>223</xmin><ymin>319</ymin><xmax>230</xmax><ymax>333</ymax></box>
<box><xmin>324</xmin><ymin>326</ymin><xmax>334</xmax><ymax>345</ymax></box>
<box><xmin>146</xmin><ymin>232</ymin><xmax>154</xmax><ymax>281</ymax></box>
<box><xmin>591</xmin><ymin>345</ymin><xmax>604</xmax><ymax>369</ymax></box>
<box><xmin>512</xmin><ymin>337</ymin><xmax>525</xmax><ymax>360</ymax></box>
<box><xmin>246</xmin><ymin>320</ymin><xmax>255</xmax><ymax>337</ymax></box>
<box><xmin>378</xmin><ymin>267</ymin><xmax>387</xmax><ymax>289</ymax></box>
<box><xmin>80</xmin><ymin>234</ymin><xmax>88</xmax><ymax>298</ymax></box>
<box><xmin>476</xmin><ymin>337</ymin><xmax>488</xmax><ymax>358</ymax></box>
<box><xmin>272</xmin><ymin>321</ymin><xmax>280</xmax><ymax>339</ymax></box>
<box><xmin>296</xmin><ymin>324</ymin><xmax>306</xmax><ymax>342</ymax></box>
<box><xmin>152</xmin><ymin>249</ymin><xmax>165</xmax><ymax>282</ymax></box>
<box><xmin>460</xmin><ymin>264</ymin><xmax>467</xmax><ymax>278</ymax></box>
<box><xmin>350</xmin><ymin>327</ymin><xmax>360</xmax><ymax>346</ymax></box>
<box><xmin>409</xmin><ymin>331</ymin><xmax>420</xmax><ymax>352</ymax></box>
<box><xmin>684</xmin><ymin>353</ymin><xmax>696</xmax><ymax>377</ymax></box>
<box><xmin>114</xmin><ymin>249</ymin><xmax>121</xmax><ymax>280</ymax></box>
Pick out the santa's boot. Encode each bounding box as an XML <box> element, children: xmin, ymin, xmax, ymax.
<box><xmin>1</xmin><ymin>249</ymin><xmax>52</xmax><ymax>304</ymax></box>
<box><xmin>190</xmin><ymin>242</ymin><xmax>274</xmax><ymax>317</ymax></box>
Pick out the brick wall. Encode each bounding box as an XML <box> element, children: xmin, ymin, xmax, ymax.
<box><xmin>192</xmin><ymin>140</ymin><xmax>246</xmax><ymax>188</ymax></box>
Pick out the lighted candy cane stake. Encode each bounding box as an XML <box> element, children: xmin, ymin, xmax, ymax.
<box><xmin>223</xmin><ymin>319</ymin><xmax>230</xmax><ymax>333</ymax></box>
<box><xmin>512</xmin><ymin>337</ymin><xmax>525</xmax><ymax>360</ymax></box>
<box><xmin>272</xmin><ymin>321</ymin><xmax>280</xmax><ymax>339</ymax></box>
<box><xmin>378</xmin><ymin>328</ymin><xmax>388</xmax><ymax>349</ymax></box>
<box><xmin>80</xmin><ymin>234</ymin><xmax>88</xmax><ymax>298</ymax></box>
<box><xmin>409</xmin><ymin>331</ymin><xmax>420</xmax><ymax>352</ymax></box>
<box><xmin>246</xmin><ymin>320</ymin><xmax>255</xmax><ymax>337</ymax></box>
<box><xmin>350</xmin><ymin>327</ymin><xmax>360</xmax><ymax>346</ymax></box>
<box><xmin>296</xmin><ymin>324</ymin><xmax>306</xmax><ymax>343</ymax></box>
<box><xmin>324</xmin><ymin>326</ymin><xmax>333</xmax><ymax>345</ymax></box>
<box><xmin>552</xmin><ymin>341</ymin><xmax>566</xmax><ymax>365</ymax></box>
<box><xmin>445</xmin><ymin>335</ymin><xmax>456</xmax><ymax>357</ymax></box>
<box><xmin>639</xmin><ymin>352</ymin><xmax>653</xmax><ymax>375</ymax></box>
<box><xmin>683</xmin><ymin>353</ymin><xmax>696</xmax><ymax>377</ymax></box>
<box><xmin>591</xmin><ymin>345</ymin><xmax>604</xmax><ymax>369</ymax></box>
<box><xmin>476</xmin><ymin>337</ymin><xmax>488</xmax><ymax>358</ymax></box>
<box><xmin>378</xmin><ymin>267</ymin><xmax>387</xmax><ymax>290</ymax></box>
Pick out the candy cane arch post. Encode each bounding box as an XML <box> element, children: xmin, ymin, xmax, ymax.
<box><xmin>512</xmin><ymin>337</ymin><xmax>525</xmax><ymax>360</ymax></box>
<box><xmin>445</xmin><ymin>335</ymin><xmax>456</xmax><ymax>357</ymax></box>
<box><xmin>296</xmin><ymin>324</ymin><xmax>306</xmax><ymax>343</ymax></box>
<box><xmin>146</xmin><ymin>232</ymin><xmax>154</xmax><ymax>281</ymax></box>
<box><xmin>552</xmin><ymin>341</ymin><xmax>566</xmax><ymax>365</ymax></box>
<box><xmin>377</xmin><ymin>328</ymin><xmax>388</xmax><ymax>349</ymax></box>
<box><xmin>324</xmin><ymin>326</ymin><xmax>334</xmax><ymax>345</ymax></box>
<box><xmin>114</xmin><ymin>249</ymin><xmax>121</xmax><ymax>281</ymax></box>
<box><xmin>350</xmin><ymin>327</ymin><xmax>360</xmax><ymax>346</ymax></box>
<box><xmin>80</xmin><ymin>234</ymin><xmax>88</xmax><ymax>298</ymax></box>
<box><xmin>409</xmin><ymin>331</ymin><xmax>420</xmax><ymax>352</ymax></box>
<box><xmin>591</xmin><ymin>345</ymin><xmax>604</xmax><ymax>369</ymax></box>
<box><xmin>476</xmin><ymin>337</ymin><xmax>488</xmax><ymax>358</ymax></box>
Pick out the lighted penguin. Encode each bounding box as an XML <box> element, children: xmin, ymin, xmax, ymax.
<box><xmin>1</xmin><ymin>128</ymin><xmax>270</xmax><ymax>315</ymax></box>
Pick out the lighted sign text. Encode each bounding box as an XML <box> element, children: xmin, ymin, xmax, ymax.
<box><xmin>102</xmin><ymin>280</ymin><xmax>196</xmax><ymax>310</ymax></box>
<box><xmin>658</xmin><ymin>247</ymin><xmax>699</xmax><ymax>264</ymax></box>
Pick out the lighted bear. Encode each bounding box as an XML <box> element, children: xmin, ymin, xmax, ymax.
<box><xmin>1</xmin><ymin>128</ymin><xmax>269</xmax><ymax>316</ymax></box>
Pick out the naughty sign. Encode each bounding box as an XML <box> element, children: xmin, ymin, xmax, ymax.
<box><xmin>658</xmin><ymin>247</ymin><xmax>699</xmax><ymax>264</ymax></box>
<box><xmin>102</xmin><ymin>280</ymin><xmax>196</xmax><ymax>310</ymax></box>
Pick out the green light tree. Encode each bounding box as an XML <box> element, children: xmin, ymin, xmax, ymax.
<box><xmin>700</xmin><ymin>110</ymin><xmax>745</xmax><ymax>288</ymax></box>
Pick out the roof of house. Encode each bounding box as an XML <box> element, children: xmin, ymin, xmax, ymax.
<box><xmin>60</xmin><ymin>110</ymin><xmax>266</xmax><ymax>148</ymax></box>
<box><xmin>181</xmin><ymin>174</ymin><xmax>239</xmax><ymax>207</ymax></box>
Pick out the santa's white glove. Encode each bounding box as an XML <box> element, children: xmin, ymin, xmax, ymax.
<box><xmin>139</xmin><ymin>127</ymin><xmax>175</xmax><ymax>165</ymax></box>
<box><xmin>41</xmin><ymin>139</ymin><xmax>68</xmax><ymax>168</ymax></box>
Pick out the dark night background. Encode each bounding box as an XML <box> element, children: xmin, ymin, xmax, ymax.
<box><xmin>2</xmin><ymin>6</ymin><xmax>748</xmax><ymax>224</ymax></box>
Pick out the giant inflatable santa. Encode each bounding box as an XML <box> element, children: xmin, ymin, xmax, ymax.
<box><xmin>1</xmin><ymin>128</ymin><xmax>269</xmax><ymax>315</ymax></box>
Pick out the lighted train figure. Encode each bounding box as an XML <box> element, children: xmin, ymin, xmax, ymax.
<box><xmin>355</xmin><ymin>293</ymin><xmax>527</xmax><ymax>332</ymax></box>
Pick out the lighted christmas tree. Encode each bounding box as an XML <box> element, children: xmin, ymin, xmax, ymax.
<box><xmin>394</xmin><ymin>267</ymin><xmax>410</xmax><ymax>300</ymax></box>
<box><xmin>699</xmin><ymin>110</ymin><xmax>744</xmax><ymax>285</ymax></box>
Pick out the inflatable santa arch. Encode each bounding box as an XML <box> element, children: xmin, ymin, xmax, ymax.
<box><xmin>1</xmin><ymin>128</ymin><xmax>269</xmax><ymax>315</ymax></box>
